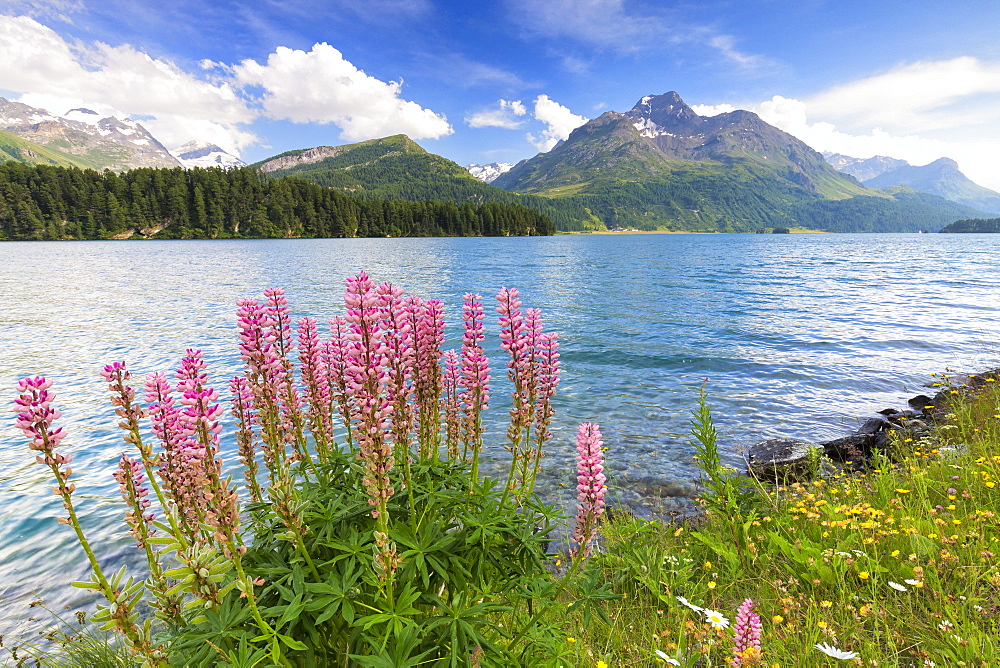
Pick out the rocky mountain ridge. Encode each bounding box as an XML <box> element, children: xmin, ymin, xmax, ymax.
<box><xmin>0</xmin><ymin>97</ymin><xmax>243</xmax><ymax>171</ymax></box>
<box><xmin>0</xmin><ymin>97</ymin><xmax>180</xmax><ymax>170</ymax></box>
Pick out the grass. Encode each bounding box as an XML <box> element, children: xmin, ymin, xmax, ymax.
<box><xmin>553</xmin><ymin>370</ymin><xmax>1000</xmax><ymax>666</ymax></box>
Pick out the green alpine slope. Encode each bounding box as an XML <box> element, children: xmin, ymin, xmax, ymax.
<box><xmin>0</xmin><ymin>129</ymin><xmax>92</xmax><ymax>168</ymax></box>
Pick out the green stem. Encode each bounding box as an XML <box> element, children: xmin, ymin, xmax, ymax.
<box><xmin>507</xmin><ymin>553</ymin><xmax>586</xmax><ymax>648</ymax></box>
<box><xmin>230</xmin><ymin>550</ymin><xmax>293</xmax><ymax>668</ymax></box>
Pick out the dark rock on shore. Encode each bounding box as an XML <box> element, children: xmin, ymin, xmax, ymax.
<box><xmin>747</xmin><ymin>438</ymin><xmax>819</xmax><ymax>483</ymax></box>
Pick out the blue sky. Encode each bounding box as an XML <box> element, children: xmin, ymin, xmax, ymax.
<box><xmin>3</xmin><ymin>1</ymin><xmax>1000</xmax><ymax>187</ymax></box>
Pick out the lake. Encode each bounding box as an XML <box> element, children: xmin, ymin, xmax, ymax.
<box><xmin>1</xmin><ymin>233</ymin><xmax>999</xmax><ymax>632</ymax></box>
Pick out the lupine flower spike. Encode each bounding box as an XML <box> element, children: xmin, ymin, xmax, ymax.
<box><xmin>459</xmin><ymin>292</ymin><xmax>490</xmax><ymax>485</ymax></box>
<box><xmin>571</xmin><ymin>422</ymin><xmax>606</xmax><ymax>559</ymax></box>
<box><xmin>732</xmin><ymin>598</ymin><xmax>763</xmax><ymax>666</ymax></box>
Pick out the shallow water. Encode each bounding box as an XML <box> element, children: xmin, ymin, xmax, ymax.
<box><xmin>2</xmin><ymin>233</ymin><xmax>999</xmax><ymax>631</ymax></box>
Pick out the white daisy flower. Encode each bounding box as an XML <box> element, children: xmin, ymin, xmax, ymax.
<box><xmin>815</xmin><ymin>642</ymin><xmax>860</xmax><ymax>660</ymax></box>
<box><xmin>702</xmin><ymin>608</ymin><xmax>730</xmax><ymax>629</ymax></box>
<box><xmin>888</xmin><ymin>581</ymin><xmax>908</xmax><ymax>591</ymax></box>
<box><xmin>676</xmin><ymin>595</ymin><xmax>702</xmax><ymax>612</ymax></box>
<box><xmin>654</xmin><ymin>649</ymin><xmax>681</xmax><ymax>665</ymax></box>
<box><xmin>904</xmin><ymin>579</ymin><xmax>922</xmax><ymax>587</ymax></box>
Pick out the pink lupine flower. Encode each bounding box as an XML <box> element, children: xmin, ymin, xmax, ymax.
<box><xmin>173</xmin><ymin>352</ymin><xmax>241</xmax><ymax>548</ymax></box>
<box><xmin>733</xmin><ymin>598</ymin><xmax>763</xmax><ymax>666</ymax></box>
<box><xmin>379</xmin><ymin>282</ymin><xmax>416</xmax><ymax>457</ymax></box>
<box><xmin>297</xmin><ymin>316</ymin><xmax>334</xmax><ymax>455</ymax></box>
<box><xmin>144</xmin><ymin>372</ymin><xmax>184</xmax><ymax>478</ymax></box>
<box><xmin>533</xmin><ymin>332</ymin><xmax>560</xmax><ymax>442</ymax></box>
<box><xmin>410</xmin><ymin>295</ymin><xmax>445</xmax><ymax>459</ymax></box>
<box><xmin>144</xmin><ymin>370</ymin><xmax>206</xmax><ymax>540</ymax></box>
<box><xmin>100</xmin><ymin>361</ymin><xmax>148</xmax><ymax>451</ymax></box>
<box><xmin>343</xmin><ymin>272</ymin><xmax>395</xmax><ymax>517</ymax></box>
<box><xmin>497</xmin><ymin>288</ymin><xmax>532</xmax><ymax>460</ymax></box>
<box><xmin>571</xmin><ymin>422</ymin><xmax>606</xmax><ymax>559</ymax></box>
<box><xmin>442</xmin><ymin>349</ymin><xmax>462</xmax><ymax>460</ymax></box>
<box><xmin>236</xmin><ymin>296</ymin><xmax>291</xmax><ymax>469</ymax></box>
<box><xmin>113</xmin><ymin>455</ymin><xmax>156</xmax><ymax>549</ymax></box>
<box><xmin>175</xmin><ymin>350</ymin><xmax>223</xmax><ymax>451</ymax></box>
<box><xmin>459</xmin><ymin>293</ymin><xmax>490</xmax><ymax>462</ymax></box>
<box><xmin>263</xmin><ymin>288</ymin><xmax>308</xmax><ymax>457</ymax></box>
<box><xmin>496</xmin><ymin>288</ymin><xmax>561</xmax><ymax>500</ymax></box>
<box><xmin>263</xmin><ymin>288</ymin><xmax>295</xmax><ymax>365</ymax></box>
<box><xmin>236</xmin><ymin>298</ymin><xmax>278</xmax><ymax>380</ymax></box>
<box><xmin>325</xmin><ymin>316</ymin><xmax>355</xmax><ymax>453</ymax></box>
<box><xmin>229</xmin><ymin>376</ymin><xmax>262</xmax><ymax>503</ymax></box>
<box><xmin>15</xmin><ymin>376</ymin><xmax>75</xmax><ymax>497</ymax></box>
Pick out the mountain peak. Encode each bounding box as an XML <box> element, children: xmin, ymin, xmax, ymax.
<box><xmin>927</xmin><ymin>157</ymin><xmax>959</xmax><ymax>170</ymax></box>
<box><xmin>628</xmin><ymin>91</ymin><xmax>700</xmax><ymax>125</ymax></box>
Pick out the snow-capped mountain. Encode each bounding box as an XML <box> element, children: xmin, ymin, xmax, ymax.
<box><xmin>822</xmin><ymin>153</ymin><xmax>909</xmax><ymax>182</ymax></box>
<box><xmin>171</xmin><ymin>140</ymin><xmax>245</xmax><ymax>169</ymax></box>
<box><xmin>466</xmin><ymin>162</ymin><xmax>514</xmax><ymax>183</ymax></box>
<box><xmin>0</xmin><ymin>97</ymin><xmax>181</xmax><ymax>169</ymax></box>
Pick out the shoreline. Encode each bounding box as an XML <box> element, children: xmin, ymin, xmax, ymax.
<box><xmin>561</xmin><ymin>227</ymin><xmax>827</xmax><ymax>235</ymax></box>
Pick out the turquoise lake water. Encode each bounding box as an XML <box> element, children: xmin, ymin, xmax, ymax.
<box><xmin>1</xmin><ymin>233</ymin><xmax>999</xmax><ymax>631</ymax></box>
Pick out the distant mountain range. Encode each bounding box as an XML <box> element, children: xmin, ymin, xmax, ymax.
<box><xmin>0</xmin><ymin>97</ymin><xmax>243</xmax><ymax>171</ymax></box>
<box><xmin>0</xmin><ymin>92</ymin><xmax>991</xmax><ymax>234</ymax></box>
<box><xmin>823</xmin><ymin>153</ymin><xmax>909</xmax><ymax>182</ymax></box>
<box><xmin>489</xmin><ymin>92</ymin><xmax>985</xmax><ymax>232</ymax></box>
<box><xmin>824</xmin><ymin>153</ymin><xmax>1000</xmax><ymax>214</ymax></box>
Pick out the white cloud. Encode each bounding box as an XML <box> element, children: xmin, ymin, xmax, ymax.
<box><xmin>526</xmin><ymin>94</ymin><xmax>587</xmax><ymax>152</ymax></box>
<box><xmin>687</xmin><ymin>58</ymin><xmax>1000</xmax><ymax>190</ymax></box>
<box><xmin>750</xmin><ymin>94</ymin><xmax>1000</xmax><ymax>191</ymax></box>
<box><xmin>509</xmin><ymin>0</ymin><xmax>657</xmax><ymax>53</ymax></box>
<box><xmin>690</xmin><ymin>103</ymin><xmax>736</xmax><ymax>117</ymax></box>
<box><xmin>0</xmin><ymin>0</ymin><xmax>83</xmax><ymax>23</ymax></box>
<box><xmin>706</xmin><ymin>35</ymin><xmax>765</xmax><ymax>69</ymax></box>
<box><xmin>507</xmin><ymin>0</ymin><xmax>766</xmax><ymax>69</ymax></box>
<box><xmin>0</xmin><ymin>17</ymin><xmax>455</xmax><ymax>153</ymax></box>
<box><xmin>466</xmin><ymin>98</ymin><xmax>527</xmax><ymax>129</ymax></box>
<box><xmin>0</xmin><ymin>15</ymin><xmax>256</xmax><ymax>154</ymax></box>
<box><xmin>805</xmin><ymin>57</ymin><xmax>1000</xmax><ymax>135</ymax></box>
<box><xmin>232</xmin><ymin>43</ymin><xmax>452</xmax><ymax>141</ymax></box>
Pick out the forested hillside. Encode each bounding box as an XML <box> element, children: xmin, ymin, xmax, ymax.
<box><xmin>0</xmin><ymin>163</ymin><xmax>554</xmax><ymax>240</ymax></box>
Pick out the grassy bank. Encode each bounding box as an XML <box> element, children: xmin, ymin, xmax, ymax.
<box><xmin>555</xmin><ymin>371</ymin><xmax>1000</xmax><ymax>666</ymax></box>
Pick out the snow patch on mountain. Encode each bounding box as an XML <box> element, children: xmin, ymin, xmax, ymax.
<box><xmin>466</xmin><ymin>162</ymin><xmax>514</xmax><ymax>183</ymax></box>
<box><xmin>631</xmin><ymin>117</ymin><xmax>674</xmax><ymax>139</ymax></box>
<box><xmin>171</xmin><ymin>140</ymin><xmax>246</xmax><ymax>169</ymax></box>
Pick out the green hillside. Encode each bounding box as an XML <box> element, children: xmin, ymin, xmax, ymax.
<box><xmin>253</xmin><ymin>135</ymin><xmax>602</xmax><ymax>231</ymax></box>
<box><xmin>0</xmin><ymin>129</ymin><xmax>91</xmax><ymax>168</ymax></box>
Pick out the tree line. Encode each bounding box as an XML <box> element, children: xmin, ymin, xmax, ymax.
<box><xmin>939</xmin><ymin>217</ymin><xmax>1000</xmax><ymax>233</ymax></box>
<box><xmin>0</xmin><ymin>163</ymin><xmax>555</xmax><ymax>241</ymax></box>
